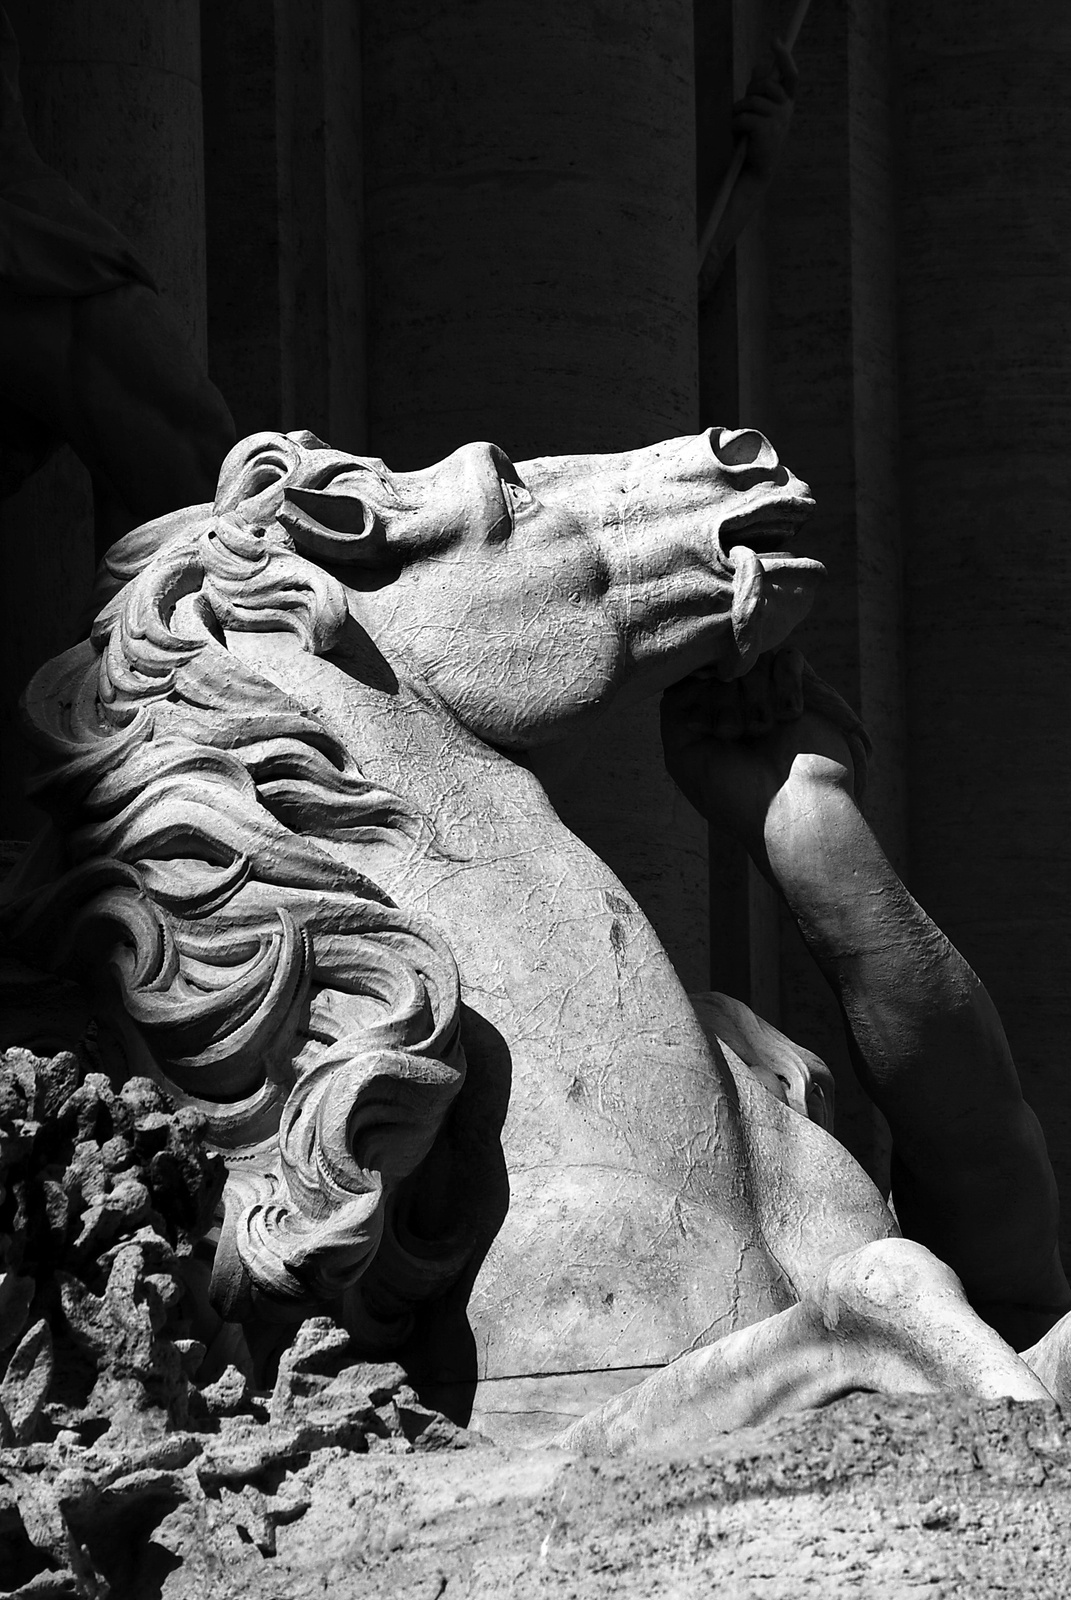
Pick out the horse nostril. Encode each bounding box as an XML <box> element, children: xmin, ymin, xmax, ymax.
<box><xmin>712</xmin><ymin>427</ymin><xmax>778</xmax><ymax>470</ymax></box>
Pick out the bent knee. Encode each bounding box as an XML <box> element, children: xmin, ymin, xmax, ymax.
<box><xmin>820</xmin><ymin>1237</ymin><xmax>964</xmax><ymax>1328</ymax></box>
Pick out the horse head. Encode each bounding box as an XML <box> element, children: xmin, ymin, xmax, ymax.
<box><xmin>210</xmin><ymin>426</ymin><xmax>822</xmax><ymax>747</ymax></box>
<box><xmin>5</xmin><ymin>424</ymin><xmax>826</xmax><ymax>1362</ymax></box>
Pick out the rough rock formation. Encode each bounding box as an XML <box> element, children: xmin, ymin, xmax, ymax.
<box><xmin>0</xmin><ymin>1044</ymin><xmax>223</xmax><ymax>1444</ymax></box>
<box><xmin>2</xmin><ymin>1053</ymin><xmax>1069</xmax><ymax>1598</ymax></box>
<box><xmin>0</xmin><ymin>1047</ymin><xmax>467</xmax><ymax>1598</ymax></box>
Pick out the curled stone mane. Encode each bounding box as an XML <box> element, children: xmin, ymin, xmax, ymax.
<box><xmin>0</xmin><ymin>431</ymin><xmax>469</xmax><ymax>1346</ymax></box>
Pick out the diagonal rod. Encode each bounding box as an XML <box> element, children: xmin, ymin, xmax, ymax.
<box><xmin>696</xmin><ymin>0</ymin><xmax>813</xmax><ymax>271</ymax></box>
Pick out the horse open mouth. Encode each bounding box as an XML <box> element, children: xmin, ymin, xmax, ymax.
<box><xmin>713</xmin><ymin>498</ymin><xmax>824</xmax><ymax>680</ymax></box>
<box><xmin>717</xmin><ymin>497</ymin><xmax>815</xmax><ymax>560</ymax></box>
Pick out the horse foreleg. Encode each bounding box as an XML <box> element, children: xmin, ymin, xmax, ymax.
<box><xmin>559</xmin><ymin>1301</ymin><xmax>849</xmax><ymax>1455</ymax></box>
<box><xmin>561</xmin><ymin>1238</ymin><xmax>1052</xmax><ymax>1456</ymax></box>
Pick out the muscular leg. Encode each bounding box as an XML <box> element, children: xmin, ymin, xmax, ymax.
<box><xmin>562</xmin><ymin>1237</ymin><xmax>1053</xmax><ymax>1455</ymax></box>
<box><xmin>759</xmin><ymin>737</ymin><xmax>1068</xmax><ymax>1344</ymax></box>
<box><xmin>662</xmin><ymin>665</ymin><xmax>1070</xmax><ymax>1347</ymax></box>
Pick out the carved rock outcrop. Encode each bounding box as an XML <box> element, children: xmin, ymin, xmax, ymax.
<box><xmin>0</xmin><ymin>1046</ymin><xmax>222</xmax><ymax>1442</ymax></box>
<box><xmin>0</xmin><ymin>1049</ymin><xmax>466</xmax><ymax>1596</ymax></box>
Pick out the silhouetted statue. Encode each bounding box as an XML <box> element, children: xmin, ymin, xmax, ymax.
<box><xmin>0</xmin><ymin>8</ymin><xmax>234</xmax><ymax>554</ymax></box>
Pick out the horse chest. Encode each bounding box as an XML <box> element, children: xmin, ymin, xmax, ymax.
<box><xmin>229</xmin><ymin>630</ymin><xmax>789</xmax><ymax>1370</ymax></box>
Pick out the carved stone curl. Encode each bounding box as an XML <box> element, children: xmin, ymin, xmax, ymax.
<box><xmin>3</xmin><ymin>438</ymin><xmax>468</xmax><ymax>1341</ymax></box>
<box><xmin>5</xmin><ymin>424</ymin><xmax>1071</xmax><ymax>1451</ymax></box>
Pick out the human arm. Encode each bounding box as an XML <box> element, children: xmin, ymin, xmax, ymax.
<box><xmin>661</xmin><ymin>654</ymin><xmax>1070</xmax><ymax>1343</ymax></box>
<box><xmin>699</xmin><ymin>41</ymin><xmax>797</xmax><ymax>298</ymax></box>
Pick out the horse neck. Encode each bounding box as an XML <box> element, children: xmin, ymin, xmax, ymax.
<box><xmin>226</xmin><ymin>625</ymin><xmax>711</xmax><ymax>1062</ymax></box>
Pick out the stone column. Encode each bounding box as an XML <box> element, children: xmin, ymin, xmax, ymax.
<box><xmin>0</xmin><ymin>0</ymin><xmax>206</xmax><ymax>840</ymax></box>
<box><xmin>703</xmin><ymin>0</ymin><xmax>904</xmax><ymax>1182</ymax></box>
<box><xmin>361</xmin><ymin>0</ymin><xmax>707</xmax><ymax>987</ymax></box>
<box><xmin>9</xmin><ymin>0</ymin><xmax>206</xmax><ymax>354</ymax></box>
<box><xmin>698</xmin><ymin>0</ymin><xmax>789</xmax><ymax>1026</ymax></box>
<box><xmin>895</xmin><ymin>3</ymin><xmax>1071</xmax><ymax>1253</ymax></box>
<box><xmin>202</xmin><ymin>0</ymin><xmax>366</xmax><ymax>449</ymax></box>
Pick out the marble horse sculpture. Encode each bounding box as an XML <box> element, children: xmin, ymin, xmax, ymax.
<box><xmin>3</xmin><ymin>425</ymin><xmax>1070</xmax><ymax>1449</ymax></box>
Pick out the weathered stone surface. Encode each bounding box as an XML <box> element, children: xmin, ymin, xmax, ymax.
<box><xmin>0</xmin><ymin>1330</ymin><xmax>468</xmax><ymax>1597</ymax></box>
<box><xmin>0</xmin><ymin>1048</ymin><xmax>468</xmax><ymax>1595</ymax></box>
<box><xmin>6</xmin><ymin>1392</ymin><xmax>1070</xmax><ymax>1598</ymax></box>
<box><xmin>5</xmin><ymin>426</ymin><xmax>1071</xmax><ymax>1459</ymax></box>
<box><xmin>0</xmin><ymin>1046</ymin><xmax>223</xmax><ymax>1441</ymax></box>
<box><xmin>4</xmin><ymin>426</ymin><xmax>835</xmax><ymax>1384</ymax></box>
<box><xmin>362</xmin><ymin>0</ymin><xmax>708</xmax><ymax>989</ymax></box>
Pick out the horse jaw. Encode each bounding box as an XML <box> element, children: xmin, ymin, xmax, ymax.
<box><xmin>344</xmin><ymin>428</ymin><xmax>822</xmax><ymax>749</ymax></box>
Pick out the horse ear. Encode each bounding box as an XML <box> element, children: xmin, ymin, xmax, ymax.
<box><xmin>278</xmin><ymin>486</ymin><xmax>389</xmax><ymax>565</ymax></box>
